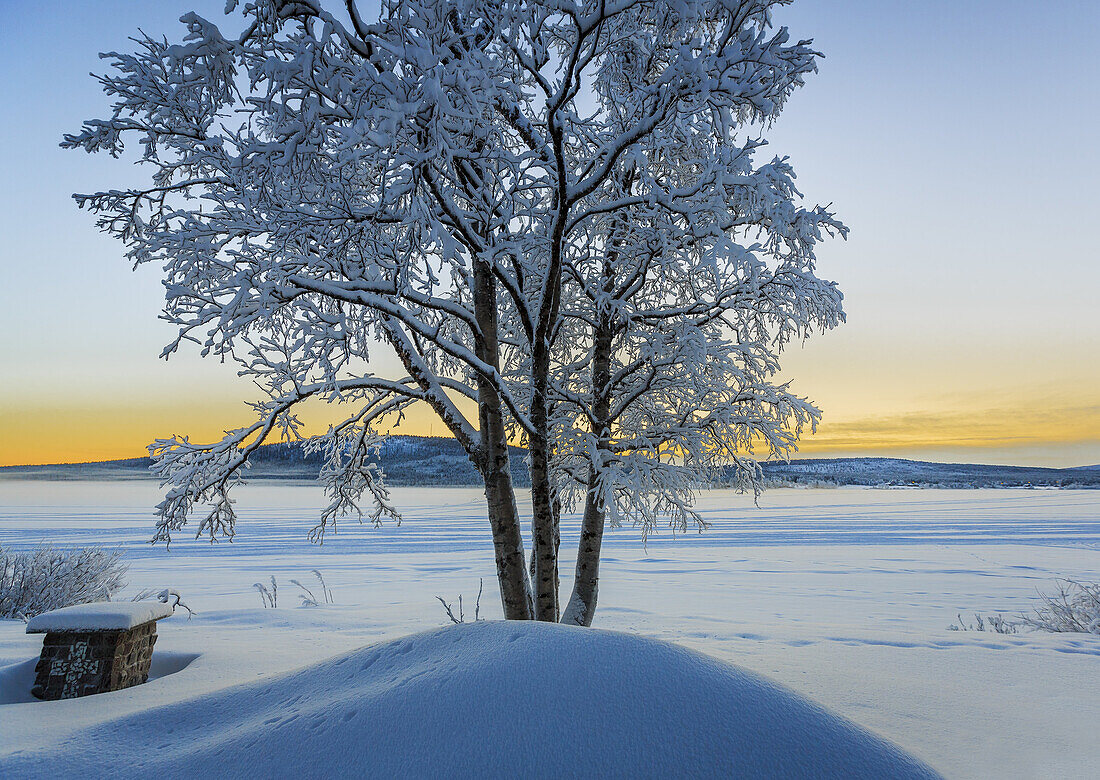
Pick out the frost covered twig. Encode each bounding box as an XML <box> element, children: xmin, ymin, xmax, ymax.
<box><xmin>948</xmin><ymin>613</ymin><xmax>1017</xmax><ymax>634</ymax></box>
<box><xmin>254</xmin><ymin>576</ymin><xmax>279</xmax><ymax>608</ymax></box>
<box><xmin>257</xmin><ymin>571</ymin><xmax>334</xmax><ymax>608</ymax></box>
<box><xmin>290</xmin><ymin>579</ymin><xmax>319</xmax><ymax>607</ymax></box>
<box><xmin>157</xmin><ymin>588</ymin><xmax>195</xmax><ymax>619</ymax></box>
<box><xmin>254</xmin><ymin>582</ymin><xmax>274</xmax><ymax>608</ymax></box>
<box><xmin>131</xmin><ymin>587</ymin><xmax>194</xmax><ymax>619</ymax></box>
<box><xmin>436</xmin><ymin>595</ymin><xmax>463</xmax><ymax>625</ymax></box>
<box><xmin>436</xmin><ymin>579</ymin><xmax>484</xmax><ymax>624</ymax></box>
<box><xmin>311</xmin><ymin>569</ymin><xmax>334</xmax><ymax>604</ymax></box>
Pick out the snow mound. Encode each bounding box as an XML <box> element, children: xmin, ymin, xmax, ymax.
<box><xmin>3</xmin><ymin>621</ymin><xmax>939</xmax><ymax>778</ymax></box>
<box><xmin>24</xmin><ymin>600</ymin><xmax>174</xmax><ymax>633</ymax></box>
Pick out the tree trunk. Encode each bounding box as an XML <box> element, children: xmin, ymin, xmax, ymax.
<box><xmin>479</xmin><ymin>422</ymin><xmax>533</xmax><ymax>620</ymax></box>
<box><xmin>561</xmin><ymin>295</ymin><xmax>613</xmax><ymax>626</ymax></box>
<box><xmin>529</xmin><ymin>191</ymin><xmax>565</xmax><ymax>622</ymax></box>
<box><xmin>561</xmin><ymin>466</ymin><xmax>605</xmax><ymax>626</ymax></box>
<box><xmin>528</xmin><ymin>385</ymin><xmax>560</xmax><ymax>622</ymax></box>
<box><xmin>473</xmin><ymin>257</ymin><xmax>534</xmax><ymax>620</ymax></box>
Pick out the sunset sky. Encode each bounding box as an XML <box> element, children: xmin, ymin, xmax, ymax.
<box><xmin>1</xmin><ymin>0</ymin><xmax>1097</xmax><ymax>468</ymax></box>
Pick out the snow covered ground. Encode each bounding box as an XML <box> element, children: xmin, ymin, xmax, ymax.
<box><xmin>1</xmin><ymin>481</ymin><xmax>1098</xmax><ymax>778</ymax></box>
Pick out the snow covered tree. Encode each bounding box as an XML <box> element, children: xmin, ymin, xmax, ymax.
<box><xmin>66</xmin><ymin>0</ymin><xmax>541</xmax><ymax>618</ymax></box>
<box><xmin>66</xmin><ymin>0</ymin><xmax>843</xmax><ymax>622</ymax></box>
<box><xmin>488</xmin><ymin>0</ymin><xmax>845</xmax><ymax>622</ymax></box>
<box><xmin>549</xmin><ymin>152</ymin><xmax>844</xmax><ymax>625</ymax></box>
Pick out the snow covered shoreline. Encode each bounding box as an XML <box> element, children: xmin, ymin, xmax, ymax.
<box><xmin>1</xmin><ymin>482</ymin><xmax>1098</xmax><ymax>777</ymax></box>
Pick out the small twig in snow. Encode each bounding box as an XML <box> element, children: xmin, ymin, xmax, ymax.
<box><xmin>157</xmin><ymin>588</ymin><xmax>194</xmax><ymax>619</ymax></box>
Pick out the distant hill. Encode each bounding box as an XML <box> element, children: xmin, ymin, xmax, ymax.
<box><xmin>2</xmin><ymin>438</ymin><xmax>1098</xmax><ymax>488</ymax></box>
<box><xmin>759</xmin><ymin>457</ymin><xmax>1100</xmax><ymax>489</ymax></box>
<box><xmin>0</xmin><ymin>437</ymin><xmax>520</xmax><ymax>487</ymax></box>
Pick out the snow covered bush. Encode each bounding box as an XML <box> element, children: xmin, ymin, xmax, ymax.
<box><xmin>1021</xmin><ymin>580</ymin><xmax>1100</xmax><ymax>635</ymax></box>
<box><xmin>949</xmin><ymin>580</ymin><xmax>1100</xmax><ymax>635</ymax></box>
<box><xmin>0</xmin><ymin>544</ymin><xmax>128</xmax><ymax>620</ymax></box>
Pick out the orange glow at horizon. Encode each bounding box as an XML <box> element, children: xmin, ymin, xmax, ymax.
<box><xmin>3</xmin><ymin>394</ymin><xmax>1098</xmax><ymax>469</ymax></box>
<box><xmin>0</xmin><ymin>398</ymin><xmax>448</xmax><ymax>467</ymax></box>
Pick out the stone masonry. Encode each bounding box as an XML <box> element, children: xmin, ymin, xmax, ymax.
<box><xmin>31</xmin><ymin>621</ymin><xmax>158</xmax><ymax>700</ymax></box>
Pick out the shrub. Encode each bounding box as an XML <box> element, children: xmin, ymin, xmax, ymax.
<box><xmin>949</xmin><ymin>580</ymin><xmax>1100</xmax><ymax>636</ymax></box>
<box><xmin>0</xmin><ymin>544</ymin><xmax>128</xmax><ymax>620</ymax></box>
<box><xmin>948</xmin><ymin>612</ymin><xmax>1018</xmax><ymax>634</ymax></box>
<box><xmin>1020</xmin><ymin>580</ymin><xmax>1100</xmax><ymax>635</ymax></box>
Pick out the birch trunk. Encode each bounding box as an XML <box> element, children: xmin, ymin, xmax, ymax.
<box><xmin>561</xmin><ymin>467</ymin><xmax>605</xmax><ymax>626</ymax></box>
<box><xmin>528</xmin><ymin>384</ymin><xmax>561</xmax><ymax>622</ymax></box>
<box><xmin>529</xmin><ymin>179</ymin><xmax>565</xmax><ymax>622</ymax></box>
<box><xmin>473</xmin><ymin>257</ymin><xmax>534</xmax><ymax>620</ymax></box>
<box><xmin>561</xmin><ymin>294</ymin><xmax>613</xmax><ymax>626</ymax></box>
<box><xmin>480</xmin><ymin>426</ymin><xmax>533</xmax><ymax>620</ymax></box>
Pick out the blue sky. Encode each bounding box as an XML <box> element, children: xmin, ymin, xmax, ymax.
<box><xmin>1</xmin><ymin>0</ymin><xmax>1097</xmax><ymax>465</ymax></box>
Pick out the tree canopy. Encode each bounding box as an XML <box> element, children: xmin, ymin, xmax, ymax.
<box><xmin>67</xmin><ymin>0</ymin><xmax>844</xmax><ymax>622</ymax></box>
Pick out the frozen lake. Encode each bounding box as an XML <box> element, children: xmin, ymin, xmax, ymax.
<box><xmin>2</xmin><ymin>482</ymin><xmax>1096</xmax><ymax>627</ymax></box>
<box><xmin>2</xmin><ymin>481</ymin><xmax>1098</xmax><ymax>777</ymax></box>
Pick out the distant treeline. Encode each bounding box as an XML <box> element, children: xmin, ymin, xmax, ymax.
<box><xmin>241</xmin><ymin>437</ymin><xmax>529</xmax><ymax>486</ymax></box>
<box><xmin>759</xmin><ymin>457</ymin><xmax>1100</xmax><ymax>489</ymax></box>
<box><xmin>2</xmin><ymin>439</ymin><xmax>1098</xmax><ymax>488</ymax></box>
<box><xmin>0</xmin><ymin>437</ymin><xmax>527</xmax><ymax>487</ymax></box>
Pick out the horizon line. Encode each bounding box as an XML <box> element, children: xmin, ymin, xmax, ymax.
<box><xmin>2</xmin><ymin>437</ymin><xmax>1096</xmax><ymax>472</ymax></box>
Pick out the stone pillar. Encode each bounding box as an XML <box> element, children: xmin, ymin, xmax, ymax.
<box><xmin>31</xmin><ymin>622</ymin><xmax>158</xmax><ymax>701</ymax></box>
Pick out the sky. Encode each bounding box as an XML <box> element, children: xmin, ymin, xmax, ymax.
<box><xmin>0</xmin><ymin>0</ymin><xmax>1097</xmax><ymax>467</ymax></box>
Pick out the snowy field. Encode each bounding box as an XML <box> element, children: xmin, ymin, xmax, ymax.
<box><xmin>1</xmin><ymin>481</ymin><xmax>1098</xmax><ymax>777</ymax></box>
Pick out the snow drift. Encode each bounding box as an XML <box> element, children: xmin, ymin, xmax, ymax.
<box><xmin>3</xmin><ymin>621</ymin><xmax>939</xmax><ymax>778</ymax></box>
<box><xmin>24</xmin><ymin>600</ymin><xmax>174</xmax><ymax>633</ymax></box>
